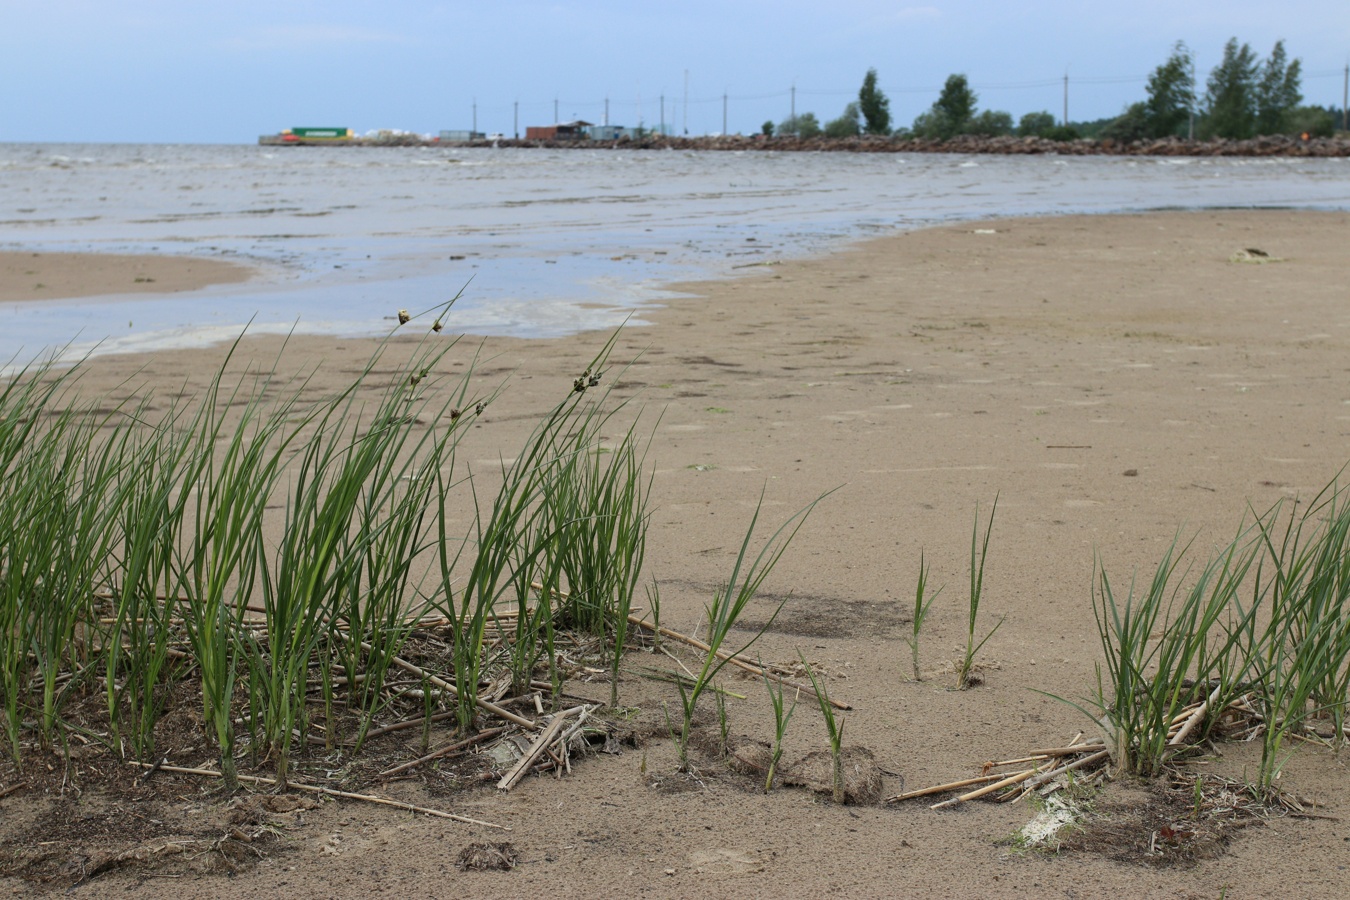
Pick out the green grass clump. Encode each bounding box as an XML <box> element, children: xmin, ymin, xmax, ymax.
<box><xmin>0</xmin><ymin>304</ymin><xmax>675</xmax><ymax>781</ymax></box>
<box><xmin>1085</xmin><ymin>472</ymin><xmax>1350</xmax><ymax>788</ymax></box>
<box><xmin>1088</xmin><ymin>528</ymin><xmax>1258</xmax><ymax>778</ymax></box>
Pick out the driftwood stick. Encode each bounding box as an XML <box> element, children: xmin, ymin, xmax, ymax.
<box><xmin>497</xmin><ymin>708</ymin><xmax>580</xmax><ymax>791</ymax></box>
<box><xmin>625</xmin><ymin>614</ymin><xmax>851</xmax><ymax>711</ymax></box>
<box><xmin>885</xmin><ymin>772</ymin><xmax>1006</xmax><ymax>803</ymax></box>
<box><xmin>126</xmin><ymin>762</ymin><xmax>504</xmax><ymax>829</ymax></box>
<box><xmin>379</xmin><ymin>726</ymin><xmax>509</xmax><ymax>778</ymax></box>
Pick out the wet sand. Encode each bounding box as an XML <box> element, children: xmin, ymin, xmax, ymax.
<box><xmin>0</xmin><ymin>251</ymin><xmax>251</xmax><ymax>303</ymax></box>
<box><xmin>3</xmin><ymin>209</ymin><xmax>1350</xmax><ymax>897</ymax></box>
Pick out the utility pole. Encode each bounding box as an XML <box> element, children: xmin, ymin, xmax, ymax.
<box><xmin>1188</xmin><ymin>57</ymin><xmax>1196</xmax><ymax>140</ymax></box>
<box><xmin>604</xmin><ymin>96</ymin><xmax>609</xmax><ymax>126</ymax></box>
<box><xmin>1343</xmin><ymin>63</ymin><xmax>1348</xmax><ymax>132</ymax></box>
<box><xmin>472</xmin><ymin>98</ymin><xmax>477</xmax><ymax>133</ymax></box>
<box><xmin>722</xmin><ymin>92</ymin><xmax>728</xmax><ymax>136</ymax></box>
<box><xmin>683</xmin><ymin>69</ymin><xmax>689</xmax><ymax>135</ymax></box>
<box><xmin>554</xmin><ymin>97</ymin><xmax>559</xmax><ymax>124</ymax></box>
<box><xmin>513</xmin><ymin>101</ymin><xmax>518</xmax><ymax>139</ymax></box>
<box><xmin>1062</xmin><ymin>73</ymin><xmax>1068</xmax><ymax>126</ymax></box>
<box><xmin>791</xmin><ymin>84</ymin><xmax>796</xmax><ymax>124</ymax></box>
<box><xmin>660</xmin><ymin>94</ymin><xmax>665</xmax><ymax>136</ymax></box>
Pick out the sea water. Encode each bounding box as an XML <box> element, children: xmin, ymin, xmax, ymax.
<box><xmin>0</xmin><ymin>143</ymin><xmax>1346</xmax><ymax>364</ymax></box>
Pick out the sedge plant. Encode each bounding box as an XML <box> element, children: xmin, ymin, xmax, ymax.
<box><xmin>103</xmin><ymin>399</ymin><xmax>198</xmax><ymax>758</ymax></box>
<box><xmin>1087</xmin><ymin>526</ymin><xmax>1260</xmax><ymax>777</ymax></box>
<box><xmin>956</xmin><ymin>497</ymin><xmax>1003</xmax><ymax>690</ymax></box>
<box><xmin>800</xmin><ymin>654</ymin><xmax>846</xmax><ymax>804</ymax></box>
<box><xmin>1242</xmin><ymin>485</ymin><xmax>1350</xmax><ymax>789</ymax></box>
<box><xmin>181</xmin><ymin>348</ymin><xmax>307</xmax><ymax>790</ymax></box>
<box><xmin>762</xmin><ymin>663</ymin><xmax>799</xmax><ymax>792</ymax></box>
<box><xmin>904</xmin><ymin>550</ymin><xmax>941</xmax><ymax>682</ymax></box>
<box><xmin>670</xmin><ymin>488</ymin><xmax>830</xmax><ymax>771</ymax></box>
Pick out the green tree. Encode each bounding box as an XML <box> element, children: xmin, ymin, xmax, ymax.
<box><xmin>824</xmin><ymin>102</ymin><xmax>862</xmax><ymax>137</ymax></box>
<box><xmin>909</xmin><ymin>111</ymin><xmax>951</xmax><ymax>140</ymax></box>
<box><xmin>966</xmin><ymin>110</ymin><xmax>1013</xmax><ymax>136</ymax></box>
<box><xmin>936</xmin><ymin>74</ymin><xmax>977</xmax><ymax>131</ymax></box>
<box><xmin>1283</xmin><ymin>105</ymin><xmax>1334</xmax><ymax>138</ymax></box>
<box><xmin>1255</xmin><ymin>40</ymin><xmax>1302</xmax><ymax>135</ymax></box>
<box><xmin>778</xmin><ymin>112</ymin><xmax>821</xmax><ymax>138</ymax></box>
<box><xmin>1203</xmin><ymin>38</ymin><xmax>1259</xmax><ymax>139</ymax></box>
<box><xmin>1102</xmin><ymin>102</ymin><xmax>1150</xmax><ymax>143</ymax></box>
<box><xmin>1144</xmin><ymin>41</ymin><xmax>1195</xmax><ymax>138</ymax></box>
<box><xmin>761</xmin><ymin>120</ymin><xmax>775</xmax><ymax>137</ymax></box>
<box><xmin>912</xmin><ymin>74</ymin><xmax>977</xmax><ymax>140</ymax></box>
<box><xmin>858</xmin><ymin>68</ymin><xmax>892</xmax><ymax>135</ymax></box>
<box><xmin>1017</xmin><ymin>111</ymin><xmax>1057</xmax><ymax>137</ymax></box>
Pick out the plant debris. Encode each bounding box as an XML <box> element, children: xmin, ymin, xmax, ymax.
<box><xmin>455</xmin><ymin>841</ymin><xmax>519</xmax><ymax>872</ymax></box>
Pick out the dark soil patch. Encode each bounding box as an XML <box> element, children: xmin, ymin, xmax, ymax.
<box><xmin>1060</xmin><ymin>773</ymin><xmax>1275</xmax><ymax>867</ymax></box>
<box><xmin>736</xmin><ymin>593</ymin><xmax>909</xmax><ymax>638</ymax></box>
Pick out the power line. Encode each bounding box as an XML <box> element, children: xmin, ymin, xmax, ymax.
<box><xmin>454</xmin><ymin>59</ymin><xmax>1350</xmax><ymax>134</ymax></box>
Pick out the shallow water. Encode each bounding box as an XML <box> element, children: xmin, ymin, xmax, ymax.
<box><xmin>1</xmin><ymin>143</ymin><xmax>1347</xmax><ymax>364</ymax></box>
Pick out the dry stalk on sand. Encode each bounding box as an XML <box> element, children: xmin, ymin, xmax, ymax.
<box><xmin>127</xmin><ymin>761</ymin><xmax>506</xmax><ymax>828</ymax></box>
<box><xmin>888</xmin><ymin>693</ymin><xmax>1271</xmax><ymax>810</ymax></box>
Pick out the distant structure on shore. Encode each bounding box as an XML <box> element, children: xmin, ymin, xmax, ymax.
<box><xmin>259</xmin><ymin>120</ymin><xmax>654</xmax><ymax>147</ymax></box>
<box><xmin>257</xmin><ymin>127</ymin><xmax>354</xmax><ymax>146</ymax></box>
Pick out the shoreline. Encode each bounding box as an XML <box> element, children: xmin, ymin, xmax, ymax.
<box><xmin>0</xmin><ymin>250</ymin><xmax>253</xmax><ymax>304</ymax></box>
<box><xmin>4</xmin><ymin>208</ymin><xmax>1350</xmax><ymax>895</ymax></box>
<box><xmin>261</xmin><ymin>131</ymin><xmax>1350</xmax><ymax>157</ymax></box>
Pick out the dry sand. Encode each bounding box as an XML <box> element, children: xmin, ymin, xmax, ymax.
<box><xmin>3</xmin><ymin>209</ymin><xmax>1350</xmax><ymax>897</ymax></box>
<box><xmin>0</xmin><ymin>251</ymin><xmax>251</xmax><ymax>303</ymax></box>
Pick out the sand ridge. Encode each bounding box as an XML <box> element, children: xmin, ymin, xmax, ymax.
<box><xmin>0</xmin><ymin>251</ymin><xmax>252</xmax><ymax>303</ymax></box>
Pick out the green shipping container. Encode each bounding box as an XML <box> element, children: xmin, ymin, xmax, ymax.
<box><xmin>291</xmin><ymin>127</ymin><xmax>350</xmax><ymax>138</ymax></box>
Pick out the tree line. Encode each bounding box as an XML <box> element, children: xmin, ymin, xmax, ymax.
<box><xmin>767</xmin><ymin>40</ymin><xmax>1342</xmax><ymax>143</ymax></box>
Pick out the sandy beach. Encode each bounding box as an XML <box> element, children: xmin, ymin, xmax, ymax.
<box><xmin>3</xmin><ymin>208</ymin><xmax>1349</xmax><ymax>897</ymax></box>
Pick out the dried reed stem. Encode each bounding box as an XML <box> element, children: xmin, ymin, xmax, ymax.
<box><xmin>497</xmin><ymin>707</ymin><xmax>582</xmax><ymax>791</ymax></box>
<box><xmin>378</xmin><ymin>647</ymin><xmax>538</xmax><ymax>730</ymax></box>
<box><xmin>931</xmin><ymin>766</ymin><xmax>1044</xmax><ymax>809</ymax></box>
<box><xmin>127</xmin><ymin>762</ymin><xmax>504</xmax><ymax>828</ymax></box>
<box><xmin>885</xmin><ymin>772</ymin><xmax>1007</xmax><ymax>803</ymax></box>
<box><xmin>379</xmin><ymin>726</ymin><xmax>509</xmax><ymax>777</ymax></box>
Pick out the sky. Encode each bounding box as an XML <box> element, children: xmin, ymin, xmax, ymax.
<box><xmin>1</xmin><ymin>1</ymin><xmax>1346</xmax><ymax>143</ymax></box>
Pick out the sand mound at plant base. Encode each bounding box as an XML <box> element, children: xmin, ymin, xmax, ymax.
<box><xmin>782</xmin><ymin>747</ymin><xmax>883</xmax><ymax>805</ymax></box>
<box><xmin>724</xmin><ymin>735</ymin><xmax>774</xmax><ymax>777</ymax></box>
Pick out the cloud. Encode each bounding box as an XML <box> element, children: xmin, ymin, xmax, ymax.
<box><xmin>220</xmin><ymin>24</ymin><xmax>415</xmax><ymax>52</ymax></box>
